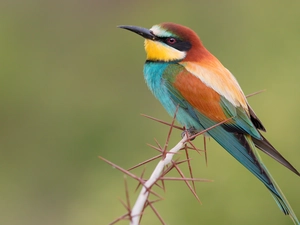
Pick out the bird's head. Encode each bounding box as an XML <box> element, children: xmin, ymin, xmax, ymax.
<box><xmin>118</xmin><ymin>22</ymin><xmax>205</xmax><ymax>62</ymax></box>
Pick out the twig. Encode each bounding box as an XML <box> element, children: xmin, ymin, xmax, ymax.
<box><xmin>130</xmin><ymin>135</ymin><xmax>188</xmax><ymax>225</ymax></box>
<box><xmin>102</xmin><ymin>89</ymin><xmax>267</xmax><ymax>225</ymax></box>
<box><xmin>246</xmin><ymin>89</ymin><xmax>266</xmax><ymax>98</ymax></box>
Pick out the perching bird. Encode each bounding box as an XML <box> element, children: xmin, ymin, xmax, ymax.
<box><xmin>118</xmin><ymin>22</ymin><xmax>300</xmax><ymax>224</ymax></box>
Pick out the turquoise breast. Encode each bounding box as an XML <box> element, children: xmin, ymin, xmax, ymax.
<box><xmin>143</xmin><ymin>62</ymin><xmax>201</xmax><ymax>130</ymax></box>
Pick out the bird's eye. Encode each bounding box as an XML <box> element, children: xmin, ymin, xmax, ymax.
<box><xmin>166</xmin><ymin>37</ymin><xmax>177</xmax><ymax>45</ymax></box>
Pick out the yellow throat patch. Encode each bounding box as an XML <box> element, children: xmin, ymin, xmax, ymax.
<box><xmin>144</xmin><ymin>39</ymin><xmax>186</xmax><ymax>61</ymax></box>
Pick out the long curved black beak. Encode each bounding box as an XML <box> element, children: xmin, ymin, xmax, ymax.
<box><xmin>118</xmin><ymin>25</ymin><xmax>158</xmax><ymax>41</ymax></box>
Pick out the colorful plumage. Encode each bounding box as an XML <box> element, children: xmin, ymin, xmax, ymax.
<box><xmin>118</xmin><ymin>22</ymin><xmax>300</xmax><ymax>224</ymax></box>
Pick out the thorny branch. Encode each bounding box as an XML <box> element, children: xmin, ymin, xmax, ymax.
<box><xmin>100</xmin><ymin>90</ymin><xmax>265</xmax><ymax>225</ymax></box>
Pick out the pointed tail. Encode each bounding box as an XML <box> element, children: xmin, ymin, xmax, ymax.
<box><xmin>206</xmin><ymin>125</ymin><xmax>300</xmax><ymax>224</ymax></box>
<box><xmin>252</xmin><ymin>133</ymin><xmax>300</xmax><ymax>176</ymax></box>
<box><xmin>244</xmin><ymin>135</ymin><xmax>299</xmax><ymax>225</ymax></box>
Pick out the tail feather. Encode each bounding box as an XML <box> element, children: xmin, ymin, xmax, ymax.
<box><xmin>253</xmin><ymin>133</ymin><xmax>300</xmax><ymax>176</ymax></box>
<box><xmin>245</xmin><ymin>135</ymin><xmax>300</xmax><ymax>225</ymax></box>
<box><xmin>204</xmin><ymin>124</ymin><xmax>299</xmax><ymax>224</ymax></box>
<box><xmin>269</xmin><ymin>173</ymin><xmax>299</xmax><ymax>225</ymax></box>
<box><xmin>193</xmin><ymin>111</ymin><xmax>299</xmax><ymax>223</ymax></box>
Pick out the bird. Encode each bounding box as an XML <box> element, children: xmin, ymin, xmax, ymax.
<box><xmin>118</xmin><ymin>22</ymin><xmax>300</xmax><ymax>224</ymax></box>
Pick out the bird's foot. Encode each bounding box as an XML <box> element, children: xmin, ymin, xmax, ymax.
<box><xmin>181</xmin><ymin>126</ymin><xmax>198</xmax><ymax>140</ymax></box>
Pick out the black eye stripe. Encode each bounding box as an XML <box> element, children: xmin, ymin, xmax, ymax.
<box><xmin>158</xmin><ymin>37</ymin><xmax>191</xmax><ymax>51</ymax></box>
<box><xmin>172</xmin><ymin>41</ymin><xmax>192</xmax><ymax>51</ymax></box>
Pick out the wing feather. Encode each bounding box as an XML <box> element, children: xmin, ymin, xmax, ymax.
<box><xmin>180</xmin><ymin>61</ymin><xmax>248</xmax><ymax>111</ymax></box>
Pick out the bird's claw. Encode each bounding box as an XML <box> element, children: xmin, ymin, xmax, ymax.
<box><xmin>181</xmin><ymin>127</ymin><xmax>198</xmax><ymax>140</ymax></box>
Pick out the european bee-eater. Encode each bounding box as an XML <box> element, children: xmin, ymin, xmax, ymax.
<box><xmin>118</xmin><ymin>22</ymin><xmax>300</xmax><ymax>224</ymax></box>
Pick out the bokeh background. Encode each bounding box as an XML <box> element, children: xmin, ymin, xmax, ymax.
<box><xmin>1</xmin><ymin>1</ymin><xmax>300</xmax><ymax>225</ymax></box>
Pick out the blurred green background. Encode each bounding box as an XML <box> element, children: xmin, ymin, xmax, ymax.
<box><xmin>1</xmin><ymin>0</ymin><xmax>300</xmax><ymax>225</ymax></box>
